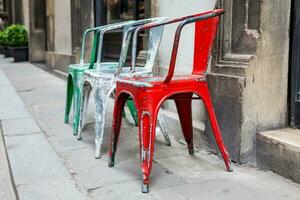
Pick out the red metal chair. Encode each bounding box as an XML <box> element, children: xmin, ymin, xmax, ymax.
<box><xmin>108</xmin><ymin>9</ymin><xmax>232</xmax><ymax>193</ymax></box>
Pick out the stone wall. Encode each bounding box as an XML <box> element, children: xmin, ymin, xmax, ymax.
<box><xmin>150</xmin><ymin>0</ymin><xmax>291</xmax><ymax>164</ymax></box>
<box><xmin>46</xmin><ymin>0</ymin><xmax>94</xmax><ymax>72</ymax></box>
<box><xmin>54</xmin><ymin>0</ymin><xmax>72</xmax><ymax>55</ymax></box>
<box><xmin>22</xmin><ymin>0</ymin><xmax>30</xmax><ymax>30</ymax></box>
<box><xmin>207</xmin><ymin>0</ymin><xmax>291</xmax><ymax>163</ymax></box>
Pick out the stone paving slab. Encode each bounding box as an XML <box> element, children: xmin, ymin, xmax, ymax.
<box><xmin>2</xmin><ymin>117</ymin><xmax>40</xmax><ymax>136</ymax></box>
<box><xmin>0</xmin><ymin>83</ymin><xmax>31</xmax><ymax>120</ymax></box>
<box><xmin>5</xmin><ymin>133</ymin><xmax>89</xmax><ymax>200</ymax></box>
<box><xmin>151</xmin><ymin>170</ymin><xmax>300</xmax><ymax>200</ymax></box>
<box><xmin>0</xmin><ymin>123</ymin><xmax>17</xmax><ymax>200</ymax></box>
<box><xmin>89</xmin><ymin>180</ymin><xmax>159</xmax><ymax>200</ymax></box>
<box><xmin>0</xmin><ymin>59</ymin><xmax>91</xmax><ymax>200</ymax></box>
<box><xmin>0</xmin><ymin>68</ymin><xmax>11</xmax><ymax>86</ymax></box>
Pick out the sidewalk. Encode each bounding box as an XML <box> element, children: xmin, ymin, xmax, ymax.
<box><xmin>0</xmin><ymin>56</ymin><xmax>300</xmax><ymax>200</ymax></box>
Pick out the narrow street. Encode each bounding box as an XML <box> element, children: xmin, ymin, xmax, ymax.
<box><xmin>0</xmin><ymin>56</ymin><xmax>300</xmax><ymax>199</ymax></box>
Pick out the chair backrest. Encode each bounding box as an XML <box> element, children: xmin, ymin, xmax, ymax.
<box><xmin>116</xmin><ymin>26</ymin><xmax>164</xmax><ymax>75</ymax></box>
<box><xmin>80</xmin><ymin>21</ymin><xmax>134</xmax><ymax>64</ymax></box>
<box><xmin>120</xmin><ymin>9</ymin><xmax>224</xmax><ymax>83</ymax></box>
<box><xmin>132</xmin><ymin>26</ymin><xmax>164</xmax><ymax>72</ymax></box>
<box><xmin>88</xmin><ymin>18</ymin><xmax>167</xmax><ymax>71</ymax></box>
<box><xmin>192</xmin><ymin>16</ymin><xmax>220</xmax><ymax>75</ymax></box>
<box><xmin>87</xmin><ymin>20</ymin><xmax>135</xmax><ymax>69</ymax></box>
<box><xmin>166</xmin><ymin>10</ymin><xmax>223</xmax><ymax>83</ymax></box>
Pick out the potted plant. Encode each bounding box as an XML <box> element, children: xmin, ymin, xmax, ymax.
<box><xmin>0</xmin><ymin>31</ymin><xmax>5</xmax><ymax>54</ymax></box>
<box><xmin>1</xmin><ymin>29</ymin><xmax>12</xmax><ymax>57</ymax></box>
<box><xmin>7</xmin><ymin>24</ymin><xmax>28</xmax><ymax>62</ymax></box>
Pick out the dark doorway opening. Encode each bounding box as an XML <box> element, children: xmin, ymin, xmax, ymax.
<box><xmin>29</xmin><ymin>0</ymin><xmax>47</xmax><ymax>62</ymax></box>
<box><xmin>94</xmin><ymin>0</ymin><xmax>146</xmax><ymax>61</ymax></box>
<box><xmin>289</xmin><ymin>0</ymin><xmax>300</xmax><ymax>128</ymax></box>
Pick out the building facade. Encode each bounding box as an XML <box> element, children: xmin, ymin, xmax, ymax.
<box><xmin>6</xmin><ymin>0</ymin><xmax>299</xmax><ymax>182</ymax></box>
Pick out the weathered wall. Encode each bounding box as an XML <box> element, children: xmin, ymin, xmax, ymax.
<box><xmin>207</xmin><ymin>0</ymin><xmax>291</xmax><ymax>163</ymax></box>
<box><xmin>22</xmin><ymin>0</ymin><xmax>30</xmax><ymax>30</ymax></box>
<box><xmin>150</xmin><ymin>0</ymin><xmax>290</xmax><ymax>163</ymax></box>
<box><xmin>54</xmin><ymin>0</ymin><xmax>72</xmax><ymax>55</ymax></box>
<box><xmin>150</xmin><ymin>0</ymin><xmax>216</xmax><ymax>147</ymax></box>
<box><xmin>46</xmin><ymin>0</ymin><xmax>94</xmax><ymax>72</ymax></box>
<box><xmin>28</xmin><ymin>0</ymin><xmax>47</xmax><ymax>62</ymax></box>
<box><xmin>245</xmin><ymin>0</ymin><xmax>290</xmax><ymax>130</ymax></box>
<box><xmin>241</xmin><ymin>0</ymin><xmax>290</xmax><ymax>161</ymax></box>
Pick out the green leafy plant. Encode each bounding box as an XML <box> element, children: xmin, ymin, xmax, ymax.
<box><xmin>0</xmin><ymin>30</ymin><xmax>9</xmax><ymax>46</ymax></box>
<box><xmin>5</xmin><ymin>24</ymin><xmax>28</xmax><ymax>47</ymax></box>
<box><xmin>0</xmin><ymin>31</ymin><xmax>4</xmax><ymax>45</ymax></box>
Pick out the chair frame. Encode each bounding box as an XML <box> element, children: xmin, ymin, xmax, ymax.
<box><xmin>64</xmin><ymin>19</ymin><xmax>164</xmax><ymax>135</ymax></box>
<box><xmin>64</xmin><ymin>21</ymin><xmax>135</xmax><ymax>135</ymax></box>
<box><xmin>77</xmin><ymin>18</ymin><xmax>171</xmax><ymax>159</ymax></box>
<box><xmin>108</xmin><ymin>9</ymin><xmax>232</xmax><ymax>193</ymax></box>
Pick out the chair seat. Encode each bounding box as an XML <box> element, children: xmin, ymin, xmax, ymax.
<box><xmin>118</xmin><ymin>74</ymin><xmax>206</xmax><ymax>88</ymax></box>
<box><xmin>84</xmin><ymin>66</ymin><xmax>152</xmax><ymax>79</ymax></box>
<box><xmin>68</xmin><ymin>62</ymin><xmax>119</xmax><ymax>73</ymax></box>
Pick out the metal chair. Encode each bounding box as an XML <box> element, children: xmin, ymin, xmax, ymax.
<box><xmin>78</xmin><ymin>18</ymin><xmax>171</xmax><ymax>159</ymax></box>
<box><xmin>64</xmin><ymin>21</ymin><xmax>131</xmax><ymax>135</ymax></box>
<box><xmin>108</xmin><ymin>9</ymin><xmax>232</xmax><ymax>193</ymax></box>
<box><xmin>64</xmin><ymin>20</ymin><xmax>164</xmax><ymax>136</ymax></box>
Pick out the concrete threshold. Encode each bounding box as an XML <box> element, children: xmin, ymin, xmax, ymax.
<box><xmin>257</xmin><ymin>128</ymin><xmax>300</xmax><ymax>184</ymax></box>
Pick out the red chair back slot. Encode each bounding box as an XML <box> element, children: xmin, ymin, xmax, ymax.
<box><xmin>193</xmin><ymin>16</ymin><xmax>220</xmax><ymax>74</ymax></box>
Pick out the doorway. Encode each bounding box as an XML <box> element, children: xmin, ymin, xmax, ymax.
<box><xmin>290</xmin><ymin>0</ymin><xmax>300</xmax><ymax>128</ymax></box>
<box><xmin>28</xmin><ymin>0</ymin><xmax>47</xmax><ymax>62</ymax></box>
<box><xmin>94</xmin><ymin>0</ymin><xmax>146</xmax><ymax>61</ymax></box>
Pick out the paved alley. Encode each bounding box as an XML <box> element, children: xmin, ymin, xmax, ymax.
<box><xmin>0</xmin><ymin>56</ymin><xmax>300</xmax><ymax>200</ymax></box>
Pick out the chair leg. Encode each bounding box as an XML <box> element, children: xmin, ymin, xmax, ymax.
<box><xmin>127</xmin><ymin>100</ymin><xmax>138</xmax><ymax>126</ymax></box>
<box><xmin>139</xmin><ymin>108</ymin><xmax>158</xmax><ymax>193</ymax></box>
<box><xmin>72</xmin><ymin>85</ymin><xmax>82</xmax><ymax>136</ymax></box>
<box><xmin>122</xmin><ymin>108</ymin><xmax>126</xmax><ymax>118</ymax></box>
<box><xmin>108</xmin><ymin>94</ymin><xmax>128</xmax><ymax>167</ymax></box>
<box><xmin>64</xmin><ymin>76</ymin><xmax>73</xmax><ymax>124</ymax></box>
<box><xmin>199</xmin><ymin>85</ymin><xmax>232</xmax><ymax>172</ymax></box>
<box><xmin>174</xmin><ymin>93</ymin><xmax>194</xmax><ymax>155</ymax></box>
<box><xmin>93</xmin><ymin>87</ymin><xmax>110</xmax><ymax>159</ymax></box>
<box><xmin>157</xmin><ymin>112</ymin><xmax>171</xmax><ymax>146</ymax></box>
<box><xmin>78</xmin><ymin>82</ymin><xmax>92</xmax><ymax>140</ymax></box>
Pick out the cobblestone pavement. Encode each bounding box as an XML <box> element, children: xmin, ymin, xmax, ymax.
<box><xmin>1</xmin><ymin>56</ymin><xmax>300</xmax><ymax>200</ymax></box>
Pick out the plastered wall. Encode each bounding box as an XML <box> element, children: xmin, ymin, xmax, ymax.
<box><xmin>54</xmin><ymin>0</ymin><xmax>72</xmax><ymax>55</ymax></box>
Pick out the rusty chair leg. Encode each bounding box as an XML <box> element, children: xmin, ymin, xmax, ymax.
<box><xmin>108</xmin><ymin>93</ymin><xmax>128</xmax><ymax>167</ymax></box>
<box><xmin>198</xmin><ymin>85</ymin><xmax>232</xmax><ymax>172</ymax></box>
<box><xmin>139</xmin><ymin>107</ymin><xmax>158</xmax><ymax>193</ymax></box>
<box><xmin>174</xmin><ymin>93</ymin><xmax>194</xmax><ymax>155</ymax></box>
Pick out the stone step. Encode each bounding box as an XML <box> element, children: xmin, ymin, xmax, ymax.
<box><xmin>257</xmin><ymin>128</ymin><xmax>300</xmax><ymax>184</ymax></box>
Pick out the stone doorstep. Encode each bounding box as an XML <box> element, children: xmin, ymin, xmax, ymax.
<box><xmin>259</xmin><ymin>129</ymin><xmax>300</xmax><ymax>152</ymax></box>
<box><xmin>257</xmin><ymin>128</ymin><xmax>300</xmax><ymax>184</ymax></box>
